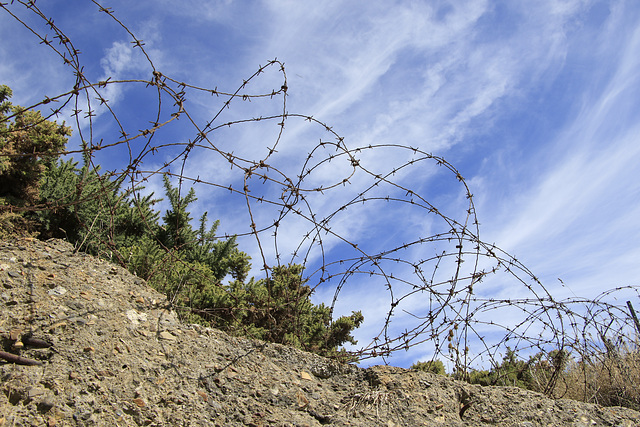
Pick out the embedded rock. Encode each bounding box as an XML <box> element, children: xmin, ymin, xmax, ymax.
<box><xmin>1</xmin><ymin>238</ymin><xmax>639</xmax><ymax>426</ymax></box>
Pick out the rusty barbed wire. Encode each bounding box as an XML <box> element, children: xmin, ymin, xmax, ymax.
<box><xmin>1</xmin><ymin>0</ymin><xmax>639</xmax><ymax>401</ymax></box>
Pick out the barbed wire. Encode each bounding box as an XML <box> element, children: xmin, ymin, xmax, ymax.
<box><xmin>2</xmin><ymin>0</ymin><xmax>639</xmax><ymax>397</ymax></box>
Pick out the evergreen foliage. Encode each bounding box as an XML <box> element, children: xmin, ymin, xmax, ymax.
<box><xmin>467</xmin><ymin>347</ymin><xmax>570</xmax><ymax>392</ymax></box>
<box><xmin>0</xmin><ymin>84</ymin><xmax>364</xmax><ymax>361</ymax></box>
<box><xmin>37</xmin><ymin>157</ymin><xmax>157</xmax><ymax>264</ymax></box>
<box><xmin>0</xmin><ymin>85</ymin><xmax>71</xmax><ymax>206</ymax></box>
<box><xmin>125</xmin><ymin>177</ymin><xmax>363</xmax><ymax>360</ymax></box>
<box><xmin>155</xmin><ymin>175</ymin><xmax>248</xmax><ymax>282</ymax></box>
<box><xmin>411</xmin><ymin>359</ymin><xmax>446</xmax><ymax>375</ymax></box>
<box><xmin>223</xmin><ymin>265</ymin><xmax>364</xmax><ymax>359</ymax></box>
<box><xmin>468</xmin><ymin>348</ymin><xmax>535</xmax><ymax>388</ymax></box>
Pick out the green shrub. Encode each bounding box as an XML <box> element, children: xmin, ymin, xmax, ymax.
<box><xmin>1</xmin><ymin>82</ymin><xmax>364</xmax><ymax>363</ymax></box>
<box><xmin>411</xmin><ymin>359</ymin><xmax>446</xmax><ymax>375</ymax></box>
<box><xmin>0</xmin><ymin>85</ymin><xmax>70</xmax><ymax>207</ymax></box>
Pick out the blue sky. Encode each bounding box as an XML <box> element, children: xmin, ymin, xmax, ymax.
<box><xmin>2</xmin><ymin>0</ymin><xmax>640</xmax><ymax>369</ymax></box>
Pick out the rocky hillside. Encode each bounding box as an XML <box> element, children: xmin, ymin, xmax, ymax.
<box><xmin>1</xmin><ymin>238</ymin><xmax>639</xmax><ymax>426</ymax></box>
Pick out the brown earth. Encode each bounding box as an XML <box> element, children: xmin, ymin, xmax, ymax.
<box><xmin>1</xmin><ymin>237</ymin><xmax>639</xmax><ymax>426</ymax></box>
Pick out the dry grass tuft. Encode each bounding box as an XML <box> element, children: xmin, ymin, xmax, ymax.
<box><xmin>554</xmin><ymin>349</ymin><xmax>640</xmax><ymax>410</ymax></box>
<box><xmin>343</xmin><ymin>389</ymin><xmax>391</xmax><ymax>418</ymax></box>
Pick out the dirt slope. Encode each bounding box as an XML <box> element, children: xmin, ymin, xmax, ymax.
<box><xmin>1</xmin><ymin>238</ymin><xmax>639</xmax><ymax>426</ymax></box>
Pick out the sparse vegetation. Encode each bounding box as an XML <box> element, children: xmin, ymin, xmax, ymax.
<box><xmin>411</xmin><ymin>359</ymin><xmax>446</xmax><ymax>375</ymax></box>
<box><xmin>0</xmin><ymin>84</ymin><xmax>364</xmax><ymax>361</ymax></box>
<box><xmin>1</xmin><ymin>84</ymin><xmax>72</xmax><ymax>237</ymax></box>
<box><xmin>415</xmin><ymin>346</ymin><xmax>640</xmax><ymax>411</ymax></box>
<box><xmin>547</xmin><ymin>347</ymin><xmax>640</xmax><ymax>410</ymax></box>
<box><xmin>3</xmin><ymin>81</ymin><xmax>640</xmax><ymax>407</ymax></box>
<box><xmin>0</xmin><ymin>85</ymin><xmax>71</xmax><ymax>208</ymax></box>
<box><xmin>1</xmin><ymin>0</ymin><xmax>640</xmax><ymax>413</ymax></box>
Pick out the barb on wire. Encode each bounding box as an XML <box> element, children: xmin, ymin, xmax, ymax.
<box><xmin>1</xmin><ymin>0</ymin><xmax>639</xmax><ymax>407</ymax></box>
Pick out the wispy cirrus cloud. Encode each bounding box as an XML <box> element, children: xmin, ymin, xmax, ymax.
<box><xmin>2</xmin><ymin>0</ymin><xmax>640</xmax><ymax>369</ymax></box>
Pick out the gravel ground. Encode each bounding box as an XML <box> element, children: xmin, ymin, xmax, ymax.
<box><xmin>1</xmin><ymin>238</ymin><xmax>639</xmax><ymax>426</ymax></box>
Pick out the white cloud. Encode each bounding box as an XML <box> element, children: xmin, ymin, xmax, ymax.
<box><xmin>4</xmin><ymin>0</ymin><xmax>640</xmax><ymax>369</ymax></box>
<box><xmin>478</xmin><ymin>1</ymin><xmax>640</xmax><ymax>299</ymax></box>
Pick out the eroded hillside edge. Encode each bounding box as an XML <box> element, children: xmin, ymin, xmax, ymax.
<box><xmin>1</xmin><ymin>238</ymin><xmax>638</xmax><ymax>426</ymax></box>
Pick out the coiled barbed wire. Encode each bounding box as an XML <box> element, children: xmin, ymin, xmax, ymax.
<box><xmin>1</xmin><ymin>0</ymin><xmax>638</xmax><ymax>398</ymax></box>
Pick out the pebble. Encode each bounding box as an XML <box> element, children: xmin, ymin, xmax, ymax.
<box><xmin>28</xmin><ymin>388</ymin><xmax>45</xmax><ymax>399</ymax></box>
<box><xmin>126</xmin><ymin>309</ymin><xmax>148</xmax><ymax>326</ymax></box>
<box><xmin>38</xmin><ymin>398</ymin><xmax>56</xmax><ymax>412</ymax></box>
<box><xmin>159</xmin><ymin>331</ymin><xmax>176</xmax><ymax>340</ymax></box>
<box><xmin>47</xmin><ymin>286</ymin><xmax>67</xmax><ymax>296</ymax></box>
